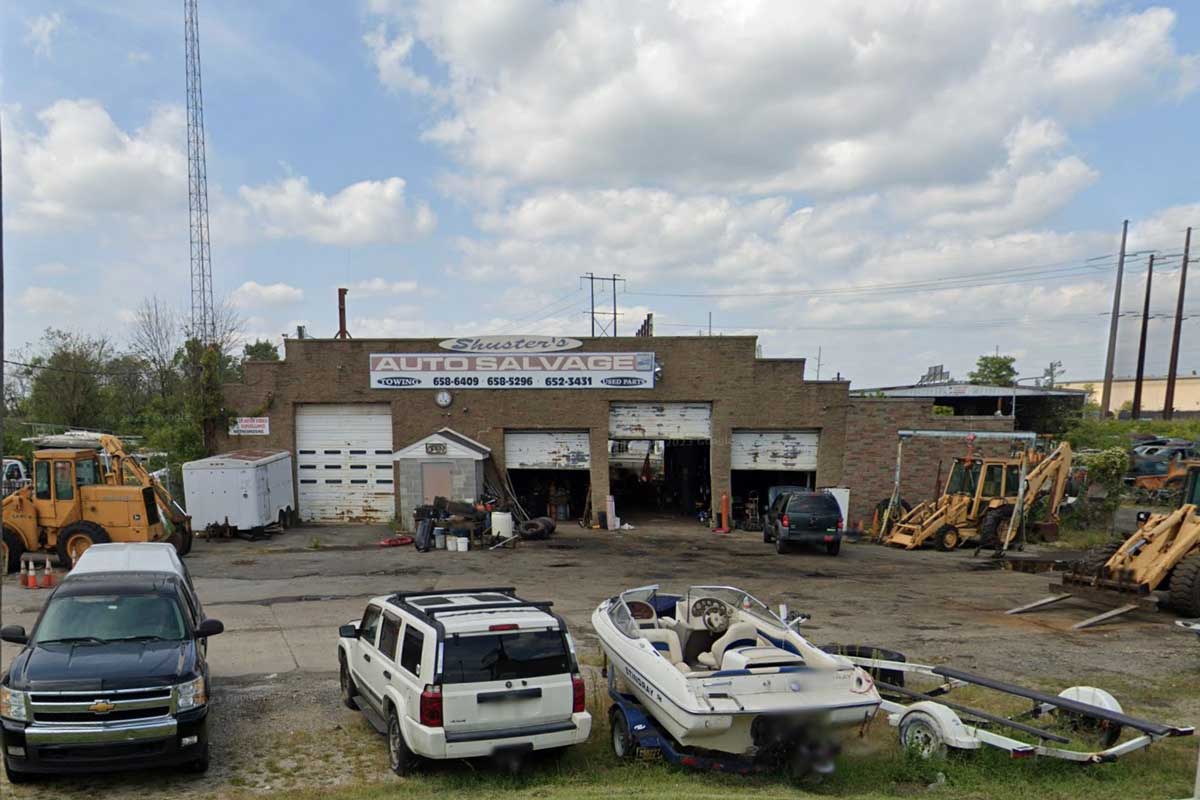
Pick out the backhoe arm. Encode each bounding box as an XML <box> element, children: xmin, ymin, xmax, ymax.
<box><xmin>98</xmin><ymin>435</ymin><xmax>192</xmax><ymax>534</ymax></box>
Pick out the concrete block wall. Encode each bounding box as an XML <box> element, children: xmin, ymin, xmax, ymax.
<box><xmin>396</xmin><ymin>458</ymin><xmax>481</xmax><ymax>528</ymax></box>
<box><xmin>838</xmin><ymin>399</ymin><xmax>1015</xmax><ymax>525</ymax></box>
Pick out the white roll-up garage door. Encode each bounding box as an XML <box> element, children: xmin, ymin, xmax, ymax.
<box><xmin>296</xmin><ymin>404</ymin><xmax>395</xmax><ymax>523</ymax></box>
<box><xmin>504</xmin><ymin>431</ymin><xmax>591</xmax><ymax>470</ymax></box>
<box><xmin>731</xmin><ymin>430</ymin><xmax>819</xmax><ymax>470</ymax></box>
<box><xmin>609</xmin><ymin>403</ymin><xmax>712</xmax><ymax>440</ymax></box>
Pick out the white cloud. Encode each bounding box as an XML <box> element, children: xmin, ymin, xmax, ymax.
<box><xmin>364</xmin><ymin>24</ymin><xmax>434</xmax><ymax>96</ymax></box>
<box><xmin>32</xmin><ymin>262</ymin><xmax>73</xmax><ymax>277</ymax></box>
<box><xmin>348</xmin><ymin>278</ymin><xmax>420</xmax><ymax>295</ymax></box>
<box><xmin>369</xmin><ymin>1</ymin><xmax>1196</xmax><ymax>195</ymax></box>
<box><xmin>230</xmin><ymin>281</ymin><xmax>305</xmax><ymax>309</ymax></box>
<box><xmin>3</xmin><ymin>100</ymin><xmax>186</xmax><ymax>233</ymax></box>
<box><xmin>25</xmin><ymin>12</ymin><xmax>63</xmax><ymax>57</ymax></box>
<box><xmin>239</xmin><ymin>176</ymin><xmax>436</xmax><ymax>245</ymax></box>
<box><xmin>20</xmin><ymin>286</ymin><xmax>79</xmax><ymax>314</ymax></box>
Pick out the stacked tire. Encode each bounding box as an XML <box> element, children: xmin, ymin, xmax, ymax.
<box><xmin>519</xmin><ymin>517</ymin><xmax>558</xmax><ymax>540</ymax></box>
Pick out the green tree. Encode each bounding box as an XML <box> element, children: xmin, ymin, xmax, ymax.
<box><xmin>243</xmin><ymin>339</ymin><xmax>280</xmax><ymax>361</ymax></box>
<box><xmin>968</xmin><ymin>354</ymin><xmax>1017</xmax><ymax>386</ymax></box>
<box><xmin>25</xmin><ymin>329</ymin><xmax>113</xmax><ymax>428</ymax></box>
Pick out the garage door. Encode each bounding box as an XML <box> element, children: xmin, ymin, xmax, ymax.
<box><xmin>731</xmin><ymin>430</ymin><xmax>819</xmax><ymax>470</ymax></box>
<box><xmin>296</xmin><ymin>404</ymin><xmax>394</xmax><ymax>523</ymax></box>
<box><xmin>609</xmin><ymin>403</ymin><xmax>712</xmax><ymax>440</ymax></box>
<box><xmin>504</xmin><ymin>431</ymin><xmax>591</xmax><ymax>470</ymax></box>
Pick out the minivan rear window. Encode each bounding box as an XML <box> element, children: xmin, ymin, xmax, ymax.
<box><xmin>442</xmin><ymin>630</ymin><xmax>570</xmax><ymax>684</ymax></box>
<box><xmin>786</xmin><ymin>494</ymin><xmax>840</xmax><ymax>514</ymax></box>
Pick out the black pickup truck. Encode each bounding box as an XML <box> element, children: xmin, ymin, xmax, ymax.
<box><xmin>0</xmin><ymin>543</ymin><xmax>223</xmax><ymax>782</ymax></box>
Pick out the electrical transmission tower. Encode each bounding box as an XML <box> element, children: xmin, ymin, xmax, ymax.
<box><xmin>581</xmin><ymin>273</ymin><xmax>624</xmax><ymax>336</ymax></box>
<box><xmin>185</xmin><ymin>0</ymin><xmax>215</xmax><ymax>345</ymax></box>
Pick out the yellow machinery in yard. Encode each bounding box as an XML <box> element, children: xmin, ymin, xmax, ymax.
<box><xmin>0</xmin><ymin>447</ymin><xmax>170</xmax><ymax>572</ymax></box>
<box><xmin>878</xmin><ymin>430</ymin><xmax>1072</xmax><ymax>553</ymax></box>
<box><xmin>98</xmin><ymin>434</ymin><xmax>194</xmax><ymax>556</ymax></box>
<box><xmin>1009</xmin><ymin>462</ymin><xmax>1200</xmax><ymax>629</ymax></box>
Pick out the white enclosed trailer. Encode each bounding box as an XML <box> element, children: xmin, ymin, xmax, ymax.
<box><xmin>183</xmin><ymin>450</ymin><xmax>295</xmax><ymax>532</ymax></box>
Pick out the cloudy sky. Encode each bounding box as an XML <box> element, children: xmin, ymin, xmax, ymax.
<box><xmin>3</xmin><ymin>0</ymin><xmax>1198</xmax><ymax>386</ymax></box>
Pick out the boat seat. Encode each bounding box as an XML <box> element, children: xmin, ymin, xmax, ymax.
<box><xmin>697</xmin><ymin>623</ymin><xmax>760</xmax><ymax>669</ymax></box>
<box><xmin>642</xmin><ymin>629</ymin><xmax>692</xmax><ymax>674</ymax></box>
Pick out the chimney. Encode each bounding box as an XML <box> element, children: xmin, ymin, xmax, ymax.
<box><xmin>335</xmin><ymin>288</ymin><xmax>351</xmax><ymax>339</ymax></box>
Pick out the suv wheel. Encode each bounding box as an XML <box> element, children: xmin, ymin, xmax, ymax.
<box><xmin>339</xmin><ymin>657</ymin><xmax>358</xmax><ymax>709</ymax></box>
<box><xmin>609</xmin><ymin>706</ymin><xmax>635</xmax><ymax>760</ymax></box>
<box><xmin>775</xmin><ymin>534</ymin><xmax>790</xmax><ymax>555</ymax></box>
<box><xmin>825</xmin><ymin>539</ymin><xmax>841</xmax><ymax>556</ymax></box>
<box><xmin>387</xmin><ymin>707</ymin><xmax>414</xmax><ymax>775</ymax></box>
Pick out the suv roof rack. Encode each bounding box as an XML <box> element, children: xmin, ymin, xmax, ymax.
<box><xmin>389</xmin><ymin>586</ymin><xmax>517</xmax><ymax>602</ymax></box>
<box><xmin>424</xmin><ymin>600</ymin><xmax>554</xmax><ymax>618</ymax></box>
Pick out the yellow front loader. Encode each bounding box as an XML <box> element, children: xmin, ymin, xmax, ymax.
<box><xmin>883</xmin><ymin>441</ymin><xmax>1073</xmax><ymax>552</ymax></box>
<box><xmin>98</xmin><ymin>435</ymin><xmax>194</xmax><ymax>555</ymax></box>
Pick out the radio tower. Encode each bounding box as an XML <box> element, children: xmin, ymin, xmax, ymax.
<box><xmin>185</xmin><ymin>0</ymin><xmax>215</xmax><ymax>344</ymax></box>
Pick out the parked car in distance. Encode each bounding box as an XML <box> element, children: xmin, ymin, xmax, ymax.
<box><xmin>763</xmin><ymin>490</ymin><xmax>844</xmax><ymax>555</ymax></box>
<box><xmin>0</xmin><ymin>543</ymin><xmax>223</xmax><ymax>782</ymax></box>
<box><xmin>337</xmin><ymin>587</ymin><xmax>591</xmax><ymax>774</ymax></box>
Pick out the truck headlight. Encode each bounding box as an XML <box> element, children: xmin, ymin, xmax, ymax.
<box><xmin>0</xmin><ymin>686</ymin><xmax>29</xmax><ymax>721</ymax></box>
<box><xmin>176</xmin><ymin>676</ymin><xmax>207</xmax><ymax>711</ymax></box>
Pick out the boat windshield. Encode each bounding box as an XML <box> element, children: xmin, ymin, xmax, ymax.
<box><xmin>608</xmin><ymin>584</ymin><xmax>658</xmax><ymax>639</ymax></box>
<box><xmin>686</xmin><ymin>586</ymin><xmax>782</xmax><ymax>628</ymax></box>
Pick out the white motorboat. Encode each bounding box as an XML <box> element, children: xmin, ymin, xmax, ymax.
<box><xmin>593</xmin><ymin>585</ymin><xmax>881</xmax><ymax>772</ymax></box>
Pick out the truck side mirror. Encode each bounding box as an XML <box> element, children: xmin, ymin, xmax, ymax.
<box><xmin>0</xmin><ymin>625</ymin><xmax>28</xmax><ymax>645</ymax></box>
<box><xmin>339</xmin><ymin>624</ymin><xmax>358</xmax><ymax>639</ymax></box>
<box><xmin>195</xmin><ymin>619</ymin><xmax>224</xmax><ymax>638</ymax></box>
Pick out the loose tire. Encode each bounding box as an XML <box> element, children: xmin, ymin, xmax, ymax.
<box><xmin>387</xmin><ymin>706</ymin><xmax>415</xmax><ymax>775</ymax></box>
<box><xmin>1</xmin><ymin>527</ymin><xmax>25</xmax><ymax>574</ymax></box>
<box><xmin>934</xmin><ymin>524</ymin><xmax>960</xmax><ymax>552</ymax></box>
<box><xmin>978</xmin><ymin>504</ymin><xmax>1014</xmax><ymax>549</ymax></box>
<box><xmin>1168</xmin><ymin>553</ymin><xmax>1200</xmax><ymax>617</ymax></box>
<box><xmin>899</xmin><ymin>712</ymin><xmax>947</xmax><ymax>759</ymax></box>
<box><xmin>520</xmin><ymin>518</ymin><xmax>553</xmax><ymax>540</ymax></box>
<box><xmin>174</xmin><ymin>526</ymin><xmax>194</xmax><ymax>557</ymax></box>
<box><xmin>339</xmin><ymin>656</ymin><xmax>358</xmax><ymax>710</ymax></box>
<box><xmin>609</xmin><ymin>705</ymin><xmax>635</xmax><ymax>761</ymax></box>
<box><xmin>55</xmin><ymin>521</ymin><xmax>110</xmax><ymax>568</ymax></box>
<box><xmin>1079</xmin><ymin>539</ymin><xmax>1124</xmax><ymax>576</ymax></box>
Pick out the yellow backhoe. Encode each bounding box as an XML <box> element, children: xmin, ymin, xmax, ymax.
<box><xmin>883</xmin><ymin>442</ymin><xmax>1073</xmax><ymax>552</ymax></box>
<box><xmin>1</xmin><ymin>448</ymin><xmax>169</xmax><ymax>572</ymax></box>
<box><xmin>98</xmin><ymin>435</ymin><xmax>194</xmax><ymax>556</ymax></box>
<box><xmin>1009</xmin><ymin>463</ymin><xmax>1200</xmax><ymax>628</ymax></box>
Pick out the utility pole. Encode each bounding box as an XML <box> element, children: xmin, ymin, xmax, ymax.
<box><xmin>581</xmin><ymin>273</ymin><xmax>624</xmax><ymax>336</ymax></box>
<box><xmin>1132</xmin><ymin>255</ymin><xmax>1154</xmax><ymax>419</ymax></box>
<box><xmin>708</xmin><ymin>311</ymin><xmax>712</xmax><ymax>336</ymax></box>
<box><xmin>1100</xmin><ymin>220</ymin><xmax>1129</xmax><ymax>418</ymax></box>
<box><xmin>815</xmin><ymin>346</ymin><xmax>822</xmax><ymax>380</ymax></box>
<box><xmin>1163</xmin><ymin>226</ymin><xmax>1191</xmax><ymax>420</ymax></box>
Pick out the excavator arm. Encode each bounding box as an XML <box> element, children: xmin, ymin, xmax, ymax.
<box><xmin>98</xmin><ymin>435</ymin><xmax>193</xmax><ymax>539</ymax></box>
<box><xmin>1021</xmin><ymin>442</ymin><xmax>1073</xmax><ymax>520</ymax></box>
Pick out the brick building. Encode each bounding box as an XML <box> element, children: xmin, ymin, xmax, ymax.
<box><xmin>218</xmin><ymin>335</ymin><xmax>1011</xmax><ymax>530</ymax></box>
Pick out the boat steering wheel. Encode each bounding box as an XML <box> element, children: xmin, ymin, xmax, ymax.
<box><xmin>691</xmin><ymin>598</ymin><xmax>730</xmax><ymax>634</ymax></box>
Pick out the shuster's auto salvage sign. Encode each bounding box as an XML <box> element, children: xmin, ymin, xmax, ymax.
<box><xmin>369</xmin><ymin>352</ymin><xmax>656</xmax><ymax>390</ymax></box>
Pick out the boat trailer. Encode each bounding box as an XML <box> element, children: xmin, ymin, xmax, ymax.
<box><xmin>836</xmin><ymin>652</ymin><xmax>1193</xmax><ymax>763</ymax></box>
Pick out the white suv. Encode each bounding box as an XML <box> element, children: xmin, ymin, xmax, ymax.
<box><xmin>336</xmin><ymin>587</ymin><xmax>591</xmax><ymax>773</ymax></box>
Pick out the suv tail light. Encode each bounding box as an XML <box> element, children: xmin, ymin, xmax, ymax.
<box><xmin>837</xmin><ymin>518</ymin><xmax>844</xmax><ymax>530</ymax></box>
<box><xmin>420</xmin><ymin>685</ymin><xmax>443</xmax><ymax>727</ymax></box>
<box><xmin>780</xmin><ymin>514</ymin><xmax>790</xmax><ymax>529</ymax></box>
<box><xmin>572</xmin><ymin>674</ymin><xmax>586</xmax><ymax>714</ymax></box>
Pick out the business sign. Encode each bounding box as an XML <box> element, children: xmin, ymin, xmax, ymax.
<box><xmin>425</xmin><ymin>442</ymin><xmax>448</xmax><ymax>455</ymax></box>
<box><xmin>438</xmin><ymin>336</ymin><xmax>583</xmax><ymax>354</ymax></box>
<box><xmin>369</xmin><ymin>352</ymin><xmax>656</xmax><ymax>390</ymax></box>
<box><xmin>229</xmin><ymin>417</ymin><xmax>270</xmax><ymax>436</ymax></box>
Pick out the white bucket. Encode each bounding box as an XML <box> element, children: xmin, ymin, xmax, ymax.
<box><xmin>492</xmin><ymin>511</ymin><xmax>514</xmax><ymax>539</ymax></box>
<box><xmin>457</xmin><ymin>536</ymin><xmax>470</xmax><ymax>552</ymax></box>
<box><xmin>434</xmin><ymin>528</ymin><xmax>446</xmax><ymax>549</ymax></box>
<box><xmin>447</xmin><ymin>535</ymin><xmax>459</xmax><ymax>552</ymax></box>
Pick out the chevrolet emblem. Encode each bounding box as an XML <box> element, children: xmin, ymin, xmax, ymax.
<box><xmin>89</xmin><ymin>700</ymin><xmax>116</xmax><ymax>714</ymax></box>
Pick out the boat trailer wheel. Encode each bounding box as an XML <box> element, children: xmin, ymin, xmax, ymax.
<box><xmin>900</xmin><ymin>712</ymin><xmax>947</xmax><ymax>759</ymax></box>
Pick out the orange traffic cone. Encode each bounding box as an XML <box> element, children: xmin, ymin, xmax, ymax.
<box><xmin>40</xmin><ymin>560</ymin><xmax>55</xmax><ymax>589</ymax></box>
<box><xmin>21</xmin><ymin>560</ymin><xmax>35</xmax><ymax>589</ymax></box>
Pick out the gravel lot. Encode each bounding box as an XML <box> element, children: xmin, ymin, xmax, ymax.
<box><xmin>1</xmin><ymin>518</ymin><xmax>1196</xmax><ymax>797</ymax></box>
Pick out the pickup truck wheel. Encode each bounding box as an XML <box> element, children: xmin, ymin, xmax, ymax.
<box><xmin>387</xmin><ymin>707</ymin><xmax>414</xmax><ymax>775</ymax></box>
<box><xmin>609</xmin><ymin>705</ymin><xmax>635</xmax><ymax>760</ymax></box>
<box><xmin>2</xmin><ymin>527</ymin><xmax>25</xmax><ymax>574</ymax></box>
<box><xmin>188</xmin><ymin>743</ymin><xmax>210</xmax><ymax>773</ymax></box>
<box><xmin>339</xmin><ymin>657</ymin><xmax>358</xmax><ymax>709</ymax></box>
<box><xmin>55</xmin><ymin>521</ymin><xmax>111</xmax><ymax>568</ymax></box>
<box><xmin>4</xmin><ymin>758</ymin><xmax>31</xmax><ymax>784</ymax></box>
